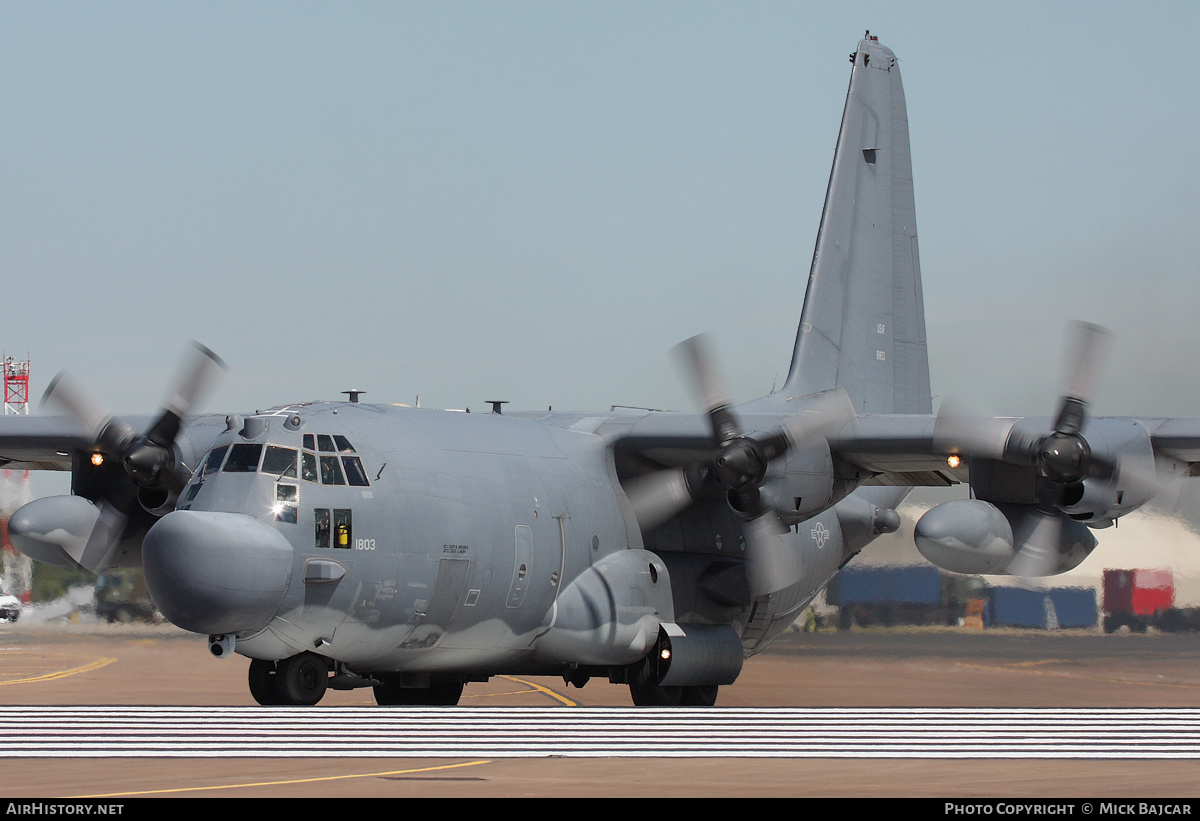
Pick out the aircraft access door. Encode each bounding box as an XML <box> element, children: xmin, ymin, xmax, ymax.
<box><xmin>507</xmin><ymin>525</ymin><xmax>533</xmax><ymax>608</ymax></box>
<box><xmin>399</xmin><ymin>557</ymin><xmax>471</xmax><ymax>651</ymax></box>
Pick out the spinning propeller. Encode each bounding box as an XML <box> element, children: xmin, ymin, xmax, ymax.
<box><xmin>624</xmin><ymin>334</ymin><xmax>855</xmax><ymax>590</ymax></box>
<box><xmin>44</xmin><ymin>341</ymin><xmax>227</xmax><ymax>497</ymax></box>
<box><xmin>938</xmin><ymin>322</ymin><xmax>1113</xmax><ymax>490</ymax></box>
<box><xmin>8</xmin><ymin>342</ymin><xmax>228</xmax><ymax>573</ymax></box>
<box><xmin>936</xmin><ymin>322</ymin><xmax>1166</xmax><ymax>575</ymax></box>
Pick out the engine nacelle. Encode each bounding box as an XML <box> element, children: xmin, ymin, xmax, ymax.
<box><xmin>916</xmin><ymin>499</ymin><xmax>1096</xmax><ymax>577</ymax></box>
<box><xmin>764</xmin><ymin>440</ymin><xmax>837</xmax><ymax>524</ymax></box>
<box><xmin>1055</xmin><ymin>418</ymin><xmax>1162</xmax><ymax>526</ymax></box>
<box><xmin>138</xmin><ymin>486</ymin><xmax>179</xmax><ymax>518</ymax></box>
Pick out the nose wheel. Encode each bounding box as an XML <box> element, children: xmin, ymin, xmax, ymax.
<box><xmin>248</xmin><ymin>653</ymin><xmax>330</xmax><ymax>706</ymax></box>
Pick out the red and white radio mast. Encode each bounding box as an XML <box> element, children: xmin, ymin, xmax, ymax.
<box><xmin>4</xmin><ymin>354</ymin><xmax>29</xmax><ymax>415</ymax></box>
<box><xmin>2</xmin><ymin>353</ymin><xmax>32</xmax><ymax>605</ymax></box>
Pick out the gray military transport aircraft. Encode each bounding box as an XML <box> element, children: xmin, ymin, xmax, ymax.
<box><xmin>5</xmin><ymin>34</ymin><xmax>1199</xmax><ymax>707</ymax></box>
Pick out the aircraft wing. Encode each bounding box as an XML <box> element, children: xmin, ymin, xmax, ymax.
<box><xmin>829</xmin><ymin>413</ymin><xmax>962</xmax><ymax>486</ymax></box>
<box><xmin>1143</xmin><ymin>417</ymin><xmax>1200</xmax><ymax>471</ymax></box>
<box><xmin>608</xmin><ymin>409</ymin><xmax>1200</xmax><ymax>487</ymax></box>
<box><xmin>606</xmin><ymin>410</ymin><xmax>965</xmax><ymax>485</ymax></box>
<box><xmin>832</xmin><ymin>414</ymin><xmax>1200</xmax><ymax>485</ymax></box>
<box><xmin>0</xmin><ymin>413</ymin><xmax>226</xmax><ymax>473</ymax></box>
<box><xmin>0</xmin><ymin>415</ymin><xmax>93</xmax><ymax>471</ymax></box>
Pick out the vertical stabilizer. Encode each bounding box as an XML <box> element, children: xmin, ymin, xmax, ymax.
<box><xmin>784</xmin><ymin>36</ymin><xmax>931</xmax><ymax>415</ymax></box>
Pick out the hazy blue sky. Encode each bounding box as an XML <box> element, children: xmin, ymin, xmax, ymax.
<box><xmin>4</xmin><ymin>1</ymin><xmax>1199</xmax><ymax>431</ymax></box>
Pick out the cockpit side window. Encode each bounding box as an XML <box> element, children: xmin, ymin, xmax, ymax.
<box><xmin>223</xmin><ymin>443</ymin><xmax>263</xmax><ymax>472</ymax></box>
<box><xmin>275</xmin><ymin>484</ymin><xmax>298</xmax><ymax>524</ymax></box>
<box><xmin>262</xmin><ymin>446</ymin><xmax>298</xmax><ymax>478</ymax></box>
<box><xmin>342</xmin><ymin>456</ymin><xmax>369</xmax><ymax>486</ymax></box>
<box><xmin>303</xmin><ymin>434</ymin><xmax>315</xmax><ymax>451</ymax></box>
<box><xmin>204</xmin><ymin>446</ymin><xmax>229</xmax><ymax>475</ymax></box>
<box><xmin>333</xmin><ymin>435</ymin><xmax>355</xmax><ymax>453</ymax></box>
<box><xmin>333</xmin><ymin>509</ymin><xmax>352</xmax><ymax>548</ymax></box>
<box><xmin>314</xmin><ymin>508</ymin><xmax>330</xmax><ymax>548</ymax></box>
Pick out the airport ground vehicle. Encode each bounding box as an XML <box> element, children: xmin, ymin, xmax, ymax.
<box><xmin>94</xmin><ymin>570</ymin><xmax>158</xmax><ymax>624</ymax></box>
<box><xmin>1102</xmin><ymin>569</ymin><xmax>1200</xmax><ymax>632</ymax></box>
<box><xmin>0</xmin><ymin>586</ymin><xmax>20</xmax><ymax>622</ymax></box>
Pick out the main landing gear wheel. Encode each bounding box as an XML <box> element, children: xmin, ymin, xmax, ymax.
<box><xmin>628</xmin><ymin>657</ymin><xmax>719</xmax><ymax>707</ymax></box>
<box><xmin>373</xmin><ymin>675</ymin><xmax>464</xmax><ymax>706</ymax></box>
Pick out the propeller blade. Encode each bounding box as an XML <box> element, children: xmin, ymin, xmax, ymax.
<box><xmin>41</xmin><ymin>371</ymin><xmax>134</xmax><ymax>452</ymax></box>
<box><xmin>79</xmin><ymin>501</ymin><xmax>131</xmax><ymax>572</ymax></box>
<box><xmin>932</xmin><ymin>401</ymin><xmax>1018</xmax><ymax>461</ymax></box>
<box><xmin>779</xmin><ymin>388</ymin><xmax>858</xmax><ymax>447</ymax></box>
<box><xmin>742</xmin><ymin>511</ymin><xmax>801</xmax><ymax>594</ymax></box>
<box><xmin>1003</xmin><ymin>507</ymin><xmax>1064</xmax><ymax>577</ymax></box>
<box><xmin>164</xmin><ymin>341</ymin><xmax>227</xmax><ymax>417</ymax></box>
<box><xmin>147</xmin><ymin>341</ymin><xmax>229</xmax><ymax>447</ymax></box>
<box><xmin>672</xmin><ymin>334</ymin><xmax>728</xmax><ymax>416</ymax></box>
<box><xmin>1112</xmin><ymin>452</ymin><xmax>1186</xmax><ymax>509</ymax></box>
<box><xmin>1051</xmin><ymin>322</ymin><xmax>1111</xmax><ymax>437</ymax></box>
<box><xmin>624</xmin><ymin>468</ymin><xmax>703</xmax><ymax>531</ymax></box>
<box><xmin>1060</xmin><ymin>321</ymin><xmax>1112</xmax><ymax>408</ymax></box>
<box><xmin>672</xmin><ymin>334</ymin><xmax>742</xmax><ymax>447</ymax></box>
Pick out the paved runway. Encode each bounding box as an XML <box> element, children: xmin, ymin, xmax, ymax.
<box><xmin>8</xmin><ymin>706</ymin><xmax>1200</xmax><ymax>759</ymax></box>
<box><xmin>3</xmin><ymin>623</ymin><xmax>1200</xmax><ymax>796</ymax></box>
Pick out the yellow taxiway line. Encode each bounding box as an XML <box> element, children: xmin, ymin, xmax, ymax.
<box><xmin>72</xmin><ymin>760</ymin><xmax>494</xmax><ymax>798</ymax></box>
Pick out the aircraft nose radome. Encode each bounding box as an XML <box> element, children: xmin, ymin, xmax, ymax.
<box><xmin>143</xmin><ymin>510</ymin><xmax>293</xmax><ymax>636</ymax></box>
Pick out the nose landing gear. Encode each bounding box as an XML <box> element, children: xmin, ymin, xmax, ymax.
<box><xmin>248</xmin><ymin>653</ymin><xmax>330</xmax><ymax>706</ymax></box>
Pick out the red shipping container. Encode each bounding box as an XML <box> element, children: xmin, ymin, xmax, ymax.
<box><xmin>1103</xmin><ymin>569</ymin><xmax>1174</xmax><ymax>616</ymax></box>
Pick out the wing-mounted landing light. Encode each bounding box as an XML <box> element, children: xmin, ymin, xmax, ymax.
<box><xmin>623</xmin><ymin>334</ymin><xmax>856</xmax><ymax>591</ymax></box>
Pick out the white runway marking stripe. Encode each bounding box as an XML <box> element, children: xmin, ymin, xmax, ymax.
<box><xmin>4</xmin><ymin>707</ymin><xmax>1200</xmax><ymax>758</ymax></box>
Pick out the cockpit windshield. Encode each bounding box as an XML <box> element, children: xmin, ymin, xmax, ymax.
<box><xmin>198</xmin><ymin>434</ymin><xmax>368</xmax><ymax>486</ymax></box>
<box><xmin>224</xmin><ymin>443</ymin><xmax>263</xmax><ymax>472</ymax></box>
<box><xmin>261</xmin><ymin>446</ymin><xmax>298</xmax><ymax>477</ymax></box>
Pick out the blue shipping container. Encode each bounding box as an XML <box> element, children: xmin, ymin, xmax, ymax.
<box><xmin>988</xmin><ymin>587</ymin><xmax>1097</xmax><ymax>629</ymax></box>
<box><xmin>827</xmin><ymin>565</ymin><xmax>942</xmax><ymax>606</ymax></box>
